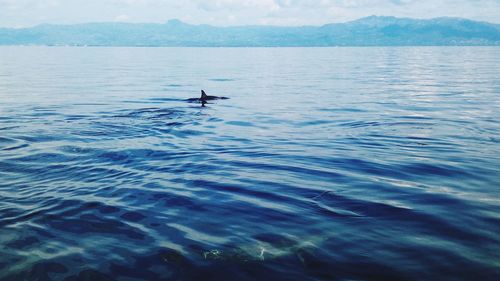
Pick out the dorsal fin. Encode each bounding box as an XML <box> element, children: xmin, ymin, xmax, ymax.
<box><xmin>201</xmin><ymin>90</ymin><xmax>208</xmax><ymax>99</ymax></box>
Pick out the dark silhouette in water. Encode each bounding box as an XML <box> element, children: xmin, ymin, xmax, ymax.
<box><xmin>187</xmin><ymin>90</ymin><xmax>229</xmax><ymax>107</ymax></box>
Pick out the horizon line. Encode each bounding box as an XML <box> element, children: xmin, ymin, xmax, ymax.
<box><xmin>2</xmin><ymin>15</ymin><xmax>499</xmax><ymax>30</ymax></box>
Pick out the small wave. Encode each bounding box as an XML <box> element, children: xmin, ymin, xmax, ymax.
<box><xmin>1</xmin><ymin>47</ymin><xmax>499</xmax><ymax>281</ymax></box>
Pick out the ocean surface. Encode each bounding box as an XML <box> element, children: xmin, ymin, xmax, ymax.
<box><xmin>0</xmin><ymin>47</ymin><xmax>499</xmax><ymax>281</ymax></box>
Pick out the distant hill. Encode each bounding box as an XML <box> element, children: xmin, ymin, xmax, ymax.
<box><xmin>1</xmin><ymin>16</ymin><xmax>499</xmax><ymax>46</ymax></box>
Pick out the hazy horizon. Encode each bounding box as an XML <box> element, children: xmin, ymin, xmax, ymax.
<box><xmin>2</xmin><ymin>15</ymin><xmax>500</xmax><ymax>29</ymax></box>
<box><xmin>1</xmin><ymin>0</ymin><xmax>499</xmax><ymax>28</ymax></box>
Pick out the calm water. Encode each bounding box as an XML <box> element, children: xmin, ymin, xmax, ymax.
<box><xmin>0</xmin><ymin>47</ymin><xmax>499</xmax><ymax>281</ymax></box>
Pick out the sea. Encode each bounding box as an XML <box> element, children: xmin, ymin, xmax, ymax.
<box><xmin>0</xmin><ymin>47</ymin><xmax>499</xmax><ymax>281</ymax></box>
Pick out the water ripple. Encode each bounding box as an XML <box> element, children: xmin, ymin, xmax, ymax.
<box><xmin>1</xmin><ymin>47</ymin><xmax>499</xmax><ymax>281</ymax></box>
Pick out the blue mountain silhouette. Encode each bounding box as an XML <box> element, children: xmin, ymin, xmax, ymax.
<box><xmin>1</xmin><ymin>16</ymin><xmax>499</xmax><ymax>46</ymax></box>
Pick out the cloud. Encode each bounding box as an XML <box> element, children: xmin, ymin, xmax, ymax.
<box><xmin>0</xmin><ymin>0</ymin><xmax>499</xmax><ymax>27</ymax></box>
<box><xmin>194</xmin><ymin>0</ymin><xmax>281</xmax><ymax>11</ymax></box>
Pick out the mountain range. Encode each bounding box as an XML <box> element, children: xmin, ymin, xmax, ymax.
<box><xmin>1</xmin><ymin>16</ymin><xmax>499</xmax><ymax>46</ymax></box>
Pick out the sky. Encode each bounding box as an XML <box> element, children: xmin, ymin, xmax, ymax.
<box><xmin>0</xmin><ymin>0</ymin><xmax>499</xmax><ymax>28</ymax></box>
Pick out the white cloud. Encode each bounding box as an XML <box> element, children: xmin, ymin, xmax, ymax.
<box><xmin>194</xmin><ymin>0</ymin><xmax>281</xmax><ymax>11</ymax></box>
<box><xmin>0</xmin><ymin>0</ymin><xmax>499</xmax><ymax>27</ymax></box>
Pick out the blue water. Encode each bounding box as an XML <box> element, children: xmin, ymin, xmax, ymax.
<box><xmin>0</xmin><ymin>47</ymin><xmax>499</xmax><ymax>281</ymax></box>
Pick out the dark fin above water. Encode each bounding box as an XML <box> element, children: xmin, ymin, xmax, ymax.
<box><xmin>186</xmin><ymin>90</ymin><xmax>229</xmax><ymax>104</ymax></box>
<box><xmin>200</xmin><ymin>90</ymin><xmax>228</xmax><ymax>101</ymax></box>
